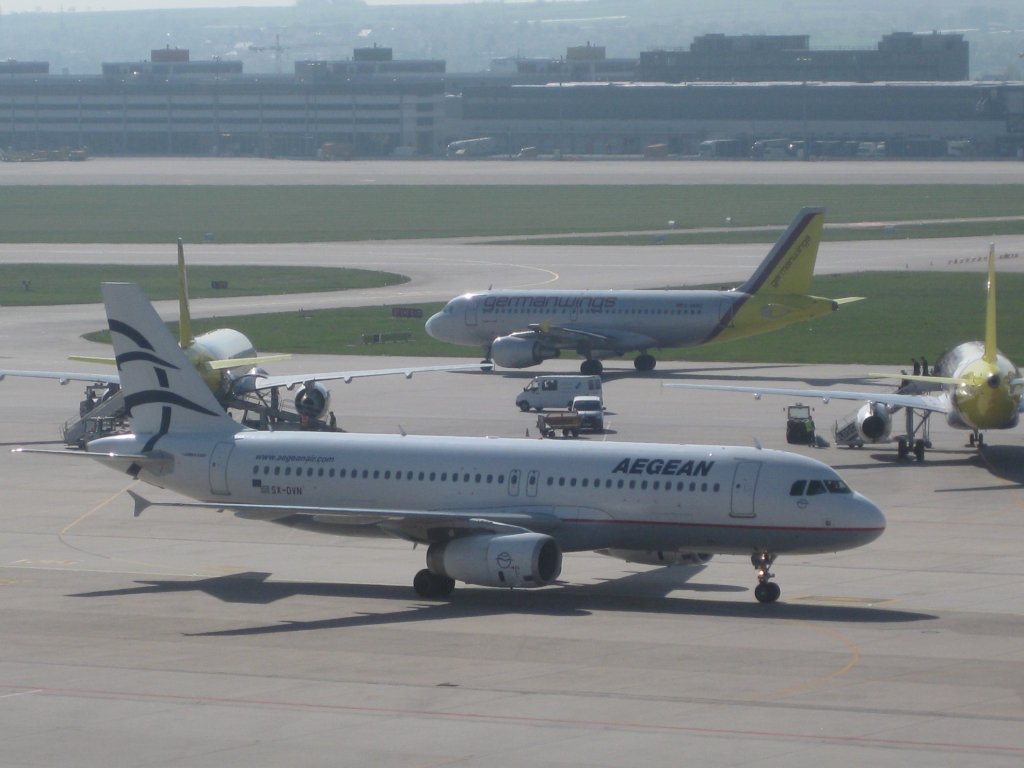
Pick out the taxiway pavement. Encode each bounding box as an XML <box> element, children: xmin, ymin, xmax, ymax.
<box><xmin>0</xmin><ymin>160</ymin><xmax>1022</xmax><ymax>766</ymax></box>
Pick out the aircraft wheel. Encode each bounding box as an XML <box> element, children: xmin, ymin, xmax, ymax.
<box><xmin>897</xmin><ymin>437</ymin><xmax>909</xmax><ymax>460</ymax></box>
<box><xmin>413</xmin><ymin>569</ymin><xmax>435</xmax><ymax>597</ymax></box>
<box><xmin>634</xmin><ymin>353</ymin><xmax>657</xmax><ymax>372</ymax></box>
<box><xmin>914</xmin><ymin>439</ymin><xmax>926</xmax><ymax>461</ymax></box>
<box><xmin>580</xmin><ymin>359</ymin><xmax>603</xmax><ymax>376</ymax></box>
<box><xmin>754</xmin><ymin>582</ymin><xmax>781</xmax><ymax>603</ymax></box>
<box><xmin>414</xmin><ymin>569</ymin><xmax>454</xmax><ymax>599</ymax></box>
<box><xmin>435</xmin><ymin>576</ymin><xmax>456</xmax><ymax>597</ymax></box>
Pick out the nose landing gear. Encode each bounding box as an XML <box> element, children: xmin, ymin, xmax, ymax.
<box><xmin>752</xmin><ymin>552</ymin><xmax>781</xmax><ymax>603</ymax></box>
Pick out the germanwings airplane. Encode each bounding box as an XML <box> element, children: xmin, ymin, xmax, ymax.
<box><xmin>426</xmin><ymin>207</ymin><xmax>862</xmax><ymax>375</ymax></box>
<box><xmin>666</xmin><ymin>245</ymin><xmax>1023</xmax><ymax>461</ymax></box>
<box><xmin>15</xmin><ymin>283</ymin><xmax>885</xmax><ymax>604</ymax></box>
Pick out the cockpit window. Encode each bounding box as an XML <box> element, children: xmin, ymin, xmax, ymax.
<box><xmin>806</xmin><ymin>480</ymin><xmax>826</xmax><ymax>495</ymax></box>
<box><xmin>789</xmin><ymin>480</ymin><xmax>806</xmax><ymax>496</ymax></box>
<box><xmin>824</xmin><ymin>479</ymin><xmax>852</xmax><ymax>494</ymax></box>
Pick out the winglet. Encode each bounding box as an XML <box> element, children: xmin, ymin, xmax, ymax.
<box><xmin>984</xmin><ymin>242</ymin><xmax>997</xmax><ymax>366</ymax></box>
<box><xmin>177</xmin><ymin>238</ymin><xmax>193</xmax><ymax>349</ymax></box>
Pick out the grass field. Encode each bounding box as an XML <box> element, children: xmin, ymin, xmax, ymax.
<box><xmin>82</xmin><ymin>271</ymin><xmax>1024</xmax><ymax>367</ymax></box>
<box><xmin>0</xmin><ymin>265</ymin><xmax>407</xmax><ymax>306</ymax></box>
<box><xmin>1</xmin><ymin>185</ymin><xmax>1022</xmax><ymax>242</ymax></box>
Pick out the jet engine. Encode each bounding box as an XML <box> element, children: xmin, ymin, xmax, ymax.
<box><xmin>293</xmin><ymin>381</ymin><xmax>332</xmax><ymax>419</ymax></box>
<box><xmin>491</xmin><ymin>334</ymin><xmax>560</xmax><ymax>369</ymax></box>
<box><xmin>426</xmin><ymin>532</ymin><xmax>562</xmax><ymax>589</ymax></box>
<box><xmin>855</xmin><ymin>402</ymin><xmax>893</xmax><ymax>442</ymax></box>
<box><xmin>599</xmin><ymin>549</ymin><xmax>713</xmax><ymax>566</ymax></box>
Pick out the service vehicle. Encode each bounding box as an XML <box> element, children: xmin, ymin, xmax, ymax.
<box><xmin>516</xmin><ymin>374</ymin><xmax>602</xmax><ymax>411</ymax></box>
<box><xmin>535</xmin><ymin>395</ymin><xmax>605</xmax><ymax>438</ymax></box>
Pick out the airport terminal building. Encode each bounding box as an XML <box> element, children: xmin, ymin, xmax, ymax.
<box><xmin>1</xmin><ymin>34</ymin><xmax>1022</xmax><ymax>159</ymax></box>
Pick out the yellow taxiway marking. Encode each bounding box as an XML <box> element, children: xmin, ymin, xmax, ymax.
<box><xmin>60</xmin><ymin>480</ymin><xmax>139</xmax><ymax>536</ymax></box>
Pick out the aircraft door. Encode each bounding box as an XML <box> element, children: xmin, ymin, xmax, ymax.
<box><xmin>729</xmin><ymin>461</ymin><xmax>760</xmax><ymax>518</ymax></box>
<box><xmin>526</xmin><ymin>469</ymin><xmax>539</xmax><ymax>497</ymax></box>
<box><xmin>209</xmin><ymin>442</ymin><xmax>234</xmax><ymax>496</ymax></box>
<box><xmin>507</xmin><ymin>468</ymin><xmax>521</xmax><ymax>497</ymax></box>
<box><xmin>465</xmin><ymin>299</ymin><xmax>478</xmax><ymax>327</ymax></box>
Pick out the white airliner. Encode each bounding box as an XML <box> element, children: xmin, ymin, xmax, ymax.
<box><xmin>0</xmin><ymin>239</ymin><xmax>486</xmax><ymax>423</ymax></box>
<box><xmin>666</xmin><ymin>245</ymin><xmax>1023</xmax><ymax>461</ymax></box>
<box><xmin>425</xmin><ymin>207</ymin><xmax>862</xmax><ymax>375</ymax></box>
<box><xmin>16</xmin><ymin>283</ymin><xmax>886</xmax><ymax>604</ymax></box>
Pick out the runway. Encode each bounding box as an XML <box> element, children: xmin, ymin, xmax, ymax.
<box><xmin>1</xmin><ymin>156</ymin><xmax>1022</xmax><ymax>185</ymax></box>
<box><xmin>1</xmin><ymin>160</ymin><xmax>1022</xmax><ymax>766</ymax></box>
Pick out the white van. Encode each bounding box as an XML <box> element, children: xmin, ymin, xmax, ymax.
<box><xmin>516</xmin><ymin>375</ymin><xmax>602</xmax><ymax>411</ymax></box>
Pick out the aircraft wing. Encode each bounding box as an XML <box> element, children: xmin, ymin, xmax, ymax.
<box><xmin>0</xmin><ymin>368</ymin><xmax>120</xmax><ymax>385</ymax></box>
<box><xmin>129</xmin><ymin>491</ymin><xmax>563</xmax><ymax>544</ymax></box>
<box><xmin>245</xmin><ymin>361</ymin><xmax>492</xmax><ymax>392</ymax></box>
<box><xmin>664</xmin><ymin>382</ymin><xmax>950</xmax><ymax>414</ymax></box>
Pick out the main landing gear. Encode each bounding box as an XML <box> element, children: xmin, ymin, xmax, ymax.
<box><xmin>633</xmin><ymin>353</ymin><xmax>656</xmax><ymax>372</ymax></box>
<box><xmin>969</xmin><ymin>431</ymin><xmax>985</xmax><ymax>448</ymax></box>
<box><xmin>579</xmin><ymin>353</ymin><xmax>657</xmax><ymax>375</ymax></box>
<box><xmin>752</xmin><ymin>552</ymin><xmax>781</xmax><ymax>603</ymax></box>
<box><xmin>897</xmin><ymin>437</ymin><xmax>927</xmax><ymax>462</ymax></box>
<box><xmin>413</xmin><ymin>569</ymin><xmax>455</xmax><ymax>599</ymax></box>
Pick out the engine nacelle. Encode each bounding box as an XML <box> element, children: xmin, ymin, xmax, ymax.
<box><xmin>491</xmin><ymin>334</ymin><xmax>560</xmax><ymax>369</ymax></box>
<box><xmin>599</xmin><ymin>549</ymin><xmax>713</xmax><ymax>567</ymax></box>
<box><xmin>856</xmin><ymin>402</ymin><xmax>893</xmax><ymax>442</ymax></box>
<box><xmin>426</xmin><ymin>532</ymin><xmax>562</xmax><ymax>589</ymax></box>
<box><xmin>294</xmin><ymin>381</ymin><xmax>331</xmax><ymax>419</ymax></box>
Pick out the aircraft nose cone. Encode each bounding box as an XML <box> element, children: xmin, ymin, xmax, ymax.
<box><xmin>855</xmin><ymin>494</ymin><xmax>887</xmax><ymax>544</ymax></box>
<box><xmin>425</xmin><ymin>311</ymin><xmax>444</xmax><ymax>340</ymax></box>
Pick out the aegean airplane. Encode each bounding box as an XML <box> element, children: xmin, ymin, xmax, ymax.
<box><xmin>425</xmin><ymin>207</ymin><xmax>862</xmax><ymax>375</ymax></box>
<box><xmin>15</xmin><ymin>283</ymin><xmax>885</xmax><ymax>603</ymax></box>
<box><xmin>666</xmin><ymin>245</ymin><xmax>1023</xmax><ymax>461</ymax></box>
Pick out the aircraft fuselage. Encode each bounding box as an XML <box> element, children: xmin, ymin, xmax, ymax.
<box><xmin>93</xmin><ymin>431</ymin><xmax>885</xmax><ymax>558</ymax></box>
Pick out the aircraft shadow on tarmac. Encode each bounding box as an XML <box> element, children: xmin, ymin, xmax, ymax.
<box><xmin>830</xmin><ymin>443</ymin><xmax>1024</xmax><ymax>487</ymax></box>
<box><xmin>68</xmin><ymin>566</ymin><xmax>935</xmax><ymax>637</ymax></box>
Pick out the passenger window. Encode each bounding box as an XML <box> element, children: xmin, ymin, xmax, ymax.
<box><xmin>807</xmin><ymin>480</ymin><xmax>826</xmax><ymax>495</ymax></box>
<box><xmin>790</xmin><ymin>480</ymin><xmax>806</xmax><ymax>496</ymax></box>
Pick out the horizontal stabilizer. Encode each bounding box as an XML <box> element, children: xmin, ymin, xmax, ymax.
<box><xmin>832</xmin><ymin>296</ymin><xmax>866</xmax><ymax>305</ymax></box>
<box><xmin>206</xmin><ymin>354</ymin><xmax>292</xmax><ymax>371</ymax></box>
<box><xmin>68</xmin><ymin>355</ymin><xmax>116</xmax><ymax>366</ymax></box>
<box><xmin>13</xmin><ymin>447</ymin><xmax>172</xmax><ymax>471</ymax></box>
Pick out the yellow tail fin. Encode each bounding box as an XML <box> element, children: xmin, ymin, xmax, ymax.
<box><xmin>177</xmin><ymin>238</ymin><xmax>193</xmax><ymax>349</ymax></box>
<box><xmin>984</xmin><ymin>243</ymin><xmax>997</xmax><ymax>366</ymax></box>
<box><xmin>738</xmin><ymin>207</ymin><xmax>825</xmax><ymax>296</ymax></box>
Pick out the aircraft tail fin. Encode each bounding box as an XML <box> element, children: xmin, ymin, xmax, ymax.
<box><xmin>737</xmin><ymin>207</ymin><xmax>825</xmax><ymax>296</ymax></box>
<box><xmin>101</xmin><ymin>282</ymin><xmax>241</xmax><ymax>439</ymax></box>
<box><xmin>177</xmin><ymin>238</ymin><xmax>193</xmax><ymax>349</ymax></box>
<box><xmin>984</xmin><ymin>243</ymin><xmax>998</xmax><ymax>366</ymax></box>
